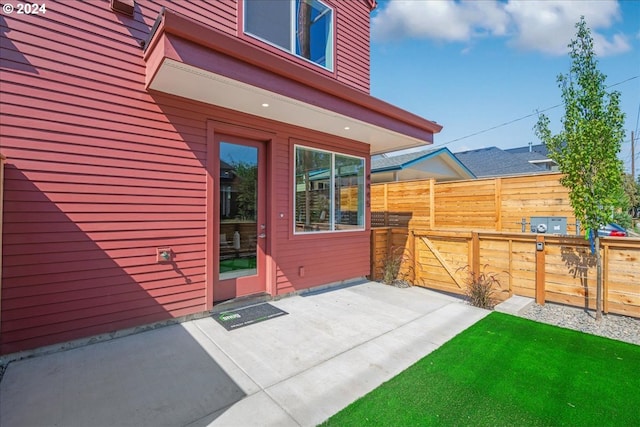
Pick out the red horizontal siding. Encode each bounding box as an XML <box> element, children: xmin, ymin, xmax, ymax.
<box><xmin>272</xmin><ymin>134</ymin><xmax>370</xmax><ymax>294</ymax></box>
<box><xmin>3</xmin><ymin>274</ymin><xmax>206</xmax><ymax>304</ymax></box>
<box><xmin>336</xmin><ymin>0</ymin><xmax>371</xmax><ymax>92</ymax></box>
<box><xmin>1</xmin><ymin>88</ymin><xmax>209</xmax><ymax>140</ymax></box>
<box><xmin>4</xmin><ymin>211</ymin><xmax>206</xmax><ymax>224</ymax></box>
<box><xmin>1</xmin><ymin>1</ymin><xmax>209</xmax><ymax>354</ymax></box>
<box><xmin>4</xmin><ymin>236</ymin><xmax>203</xmax><ymax>256</ymax></box>
<box><xmin>164</xmin><ymin>0</ymin><xmax>237</xmax><ymax>34</ymax></box>
<box><xmin>5</xmin><ymin>160</ymin><xmax>204</xmax><ymax>184</ymax></box>
<box><xmin>230</xmin><ymin>0</ymin><xmax>371</xmax><ymax>92</ymax></box>
<box><xmin>2</xmin><ymin>267</ymin><xmax>206</xmax><ymax>299</ymax></box>
<box><xmin>0</xmin><ymin>0</ymin><xmax>374</xmax><ymax>354</ymax></box>
<box><xmin>276</xmin><ymin>234</ymin><xmax>371</xmax><ymax>291</ymax></box>
<box><xmin>2</xmin><ymin>302</ymin><xmax>203</xmax><ymax>353</ymax></box>
<box><xmin>3</xmin><ymin>285</ymin><xmax>205</xmax><ymax>322</ymax></box>
<box><xmin>4</xmin><ymin>202</ymin><xmax>205</xmax><ymax>216</ymax></box>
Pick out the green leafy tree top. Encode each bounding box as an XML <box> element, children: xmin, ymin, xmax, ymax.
<box><xmin>232</xmin><ymin>161</ymin><xmax>257</xmax><ymax>220</ymax></box>
<box><xmin>622</xmin><ymin>173</ymin><xmax>639</xmax><ymax>207</ymax></box>
<box><xmin>535</xmin><ymin>17</ymin><xmax>626</xmax><ymax>235</ymax></box>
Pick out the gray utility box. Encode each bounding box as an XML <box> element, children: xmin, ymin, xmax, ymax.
<box><xmin>530</xmin><ymin>216</ymin><xmax>567</xmax><ymax>234</ymax></box>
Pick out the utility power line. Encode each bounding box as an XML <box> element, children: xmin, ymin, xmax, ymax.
<box><xmin>433</xmin><ymin>75</ymin><xmax>639</xmax><ymax>149</ymax></box>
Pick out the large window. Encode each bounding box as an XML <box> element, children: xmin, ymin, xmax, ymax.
<box><xmin>244</xmin><ymin>0</ymin><xmax>334</xmax><ymax>71</ymax></box>
<box><xmin>295</xmin><ymin>146</ymin><xmax>365</xmax><ymax>233</ymax></box>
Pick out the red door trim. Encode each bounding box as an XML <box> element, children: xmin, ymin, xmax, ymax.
<box><xmin>205</xmin><ymin>121</ymin><xmax>215</xmax><ymax>310</ymax></box>
<box><xmin>206</xmin><ymin>120</ymin><xmax>275</xmax><ymax>308</ymax></box>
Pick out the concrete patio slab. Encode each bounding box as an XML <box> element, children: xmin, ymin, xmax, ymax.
<box><xmin>187</xmin><ymin>392</ymin><xmax>298</xmax><ymax>427</ymax></box>
<box><xmin>0</xmin><ymin>281</ymin><xmax>489</xmax><ymax>427</ymax></box>
<box><xmin>264</xmin><ymin>302</ymin><xmax>488</xmax><ymax>425</ymax></box>
<box><xmin>0</xmin><ymin>322</ymin><xmax>247</xmax><ymax>427</ymax></box>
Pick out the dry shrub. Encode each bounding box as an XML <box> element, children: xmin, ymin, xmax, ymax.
<box><xmin>381</xmin><ymin>247</ymin><xmax>412</xmax><ymax>286</ymax></box>
<box><xmin>459</xmin><ymin>265</ymin><xmax>503</xmax><ymax>309</ymax></box>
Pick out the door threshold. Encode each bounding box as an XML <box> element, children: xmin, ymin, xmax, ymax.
<box><xmin>211</xmin><ymin>293</ymin><xmax>272</xmax><ymax>314</ymax></box>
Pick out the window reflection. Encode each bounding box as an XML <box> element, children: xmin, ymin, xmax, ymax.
<box><xmin>295</xmin><ymin>146</ymin><xmax>365</xmax><ymax>233</ymax></box>
<box><xmin>219</xmin><ymin>143</ymin><xmax>258</xmax><ymax>280</ymax></box>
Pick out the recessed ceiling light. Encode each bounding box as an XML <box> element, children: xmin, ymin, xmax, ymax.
<box><xmin>261</xmin><ymin>103</ymin><xmax>269</xmax><ymax>107</ymax></box>
<box><xmin>344</xmin><ymin>126</ymin><xmax>350</xmax><ymax>130</ymax></box>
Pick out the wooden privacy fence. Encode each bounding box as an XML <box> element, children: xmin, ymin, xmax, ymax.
<box><xmin>371</xmin><ymin>173</ymin><xmax>577</xmax><ymax>232</ymax></box>
<box><xmin>370</xmin><ymin>227</ymin><xmax>640</xmax><ymax>318</ymax></box>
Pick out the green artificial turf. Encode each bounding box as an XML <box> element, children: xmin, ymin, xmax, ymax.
<box><xmin>219</xmin><ymin>256</ymin><xmax>256</xmax><ymax>273</ymax></box>
<box><xmin>321</xmin><ymin>312</ymin><xmax>640</xmax><ymax>427</ymax></box>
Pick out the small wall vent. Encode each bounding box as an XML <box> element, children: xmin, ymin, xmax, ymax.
<box><xmin>111</xmin><ymin>0</ymin><xmax>135</xmax><ymax>16</ymax></box>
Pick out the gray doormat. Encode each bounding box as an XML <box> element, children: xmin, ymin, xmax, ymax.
<box><xmin>214</xmin><ymin>303</ymin><xmax>288</xmax><ymax>331</ymax></box>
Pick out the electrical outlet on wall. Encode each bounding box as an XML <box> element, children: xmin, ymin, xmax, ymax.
<box><xmin>157</xmin><ymin>247</ymin><xmax>173</xmax><ymax>263</ymax></box>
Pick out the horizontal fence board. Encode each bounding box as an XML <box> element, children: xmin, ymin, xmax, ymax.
<box><xmin>371</xmin><ymin>173</ymin><xmax>640</xmax><ymax>317</ymax></box>
<box><xmin>372</xmin><ymin>173</ymin><xmax>576</xmax><ymax>233</ymax></box>
<box><xmin>371</xmin><ymin>227</ymin><xmax>640</xmax><ymax>318</ymax></box>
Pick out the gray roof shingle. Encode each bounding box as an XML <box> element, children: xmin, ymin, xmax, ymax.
<box><xmin>454</xmin><ymin>147</ymin><xmax>545</xmax><ymax>177</ymax></box>
<box><xmin>505</xmin><ymin>144</ymin><xmax>550</xmax><ymax>157</ymax></box>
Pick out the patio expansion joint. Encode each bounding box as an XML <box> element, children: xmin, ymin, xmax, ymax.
<box><xmin>193</xmin><ymin>320</ymin><xmax>260</xmax><ymax>390</ymax></box>
<box><xmin>259</xmin><ymin>300</ymin><xmax>467</xmax><ymax>391</ymax></box>
<box><xmin>191</xmin><ymin>321</ymin><xmax>303</xmax><ymax>426</ymax></box>
<box><xmin>191</xmin><ymin>297</ymin><xmax>476</xmax><ymax>426</ymax></box>
<box><xmin>257</xmin><ymin>300</ymin><xmax>476</xmax><ymax>425</ymax></box>
<box><xmin>181</xmin><ymin>390</ymin><xmax>302</xmax><ymax>427</ymax></box>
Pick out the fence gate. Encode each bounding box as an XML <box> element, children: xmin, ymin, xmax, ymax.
<box><xmin>413</xmin><ymin>232</ymin><xmax>472</xmax><ymax>295</ymax></box>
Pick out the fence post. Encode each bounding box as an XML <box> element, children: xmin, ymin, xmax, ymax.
<box><xmin>535</xmin><ymin>235</ymin><xmax>546</xmax><ymax>305</ymax></box>
<box><xmin>408</xmin><ymin>228</ymin><xmax>416</xmax><ymax>284</ymax></box>
<box><xmin>429</xmin><ymin>178</ymin><xmax>435</xmax><ymax>229</ymax></box>
<box><xmin>602</xmin><ymin>241</ymin><xmax>609</xmax><ymax>314</ymax></box>
<box><xmin>471</xmin><ymin>232</ymin><xmax>480</xmax><ymax>274</ymax></box>
<box><xmin>495</xmin><ymin>177</ymin><xmax>502</xmax><ymax>231</ymax></box>
<box><xmin>370</xmin><ymin>229</ymin><xmax>377</xmax><ymax>280</ymax></box>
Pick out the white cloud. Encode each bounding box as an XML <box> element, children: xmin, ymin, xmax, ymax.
<box><xmin>591</xmin><ymin>32</ymin><xmax>631</xmax><ymax>56</ymax></box>
<box><xmin>372</xmin><ymin>0</ymin><xmax>510</xmax><ymax>42</ymax></box>
<box><xmin>505</xmin><ymin>0</ymin><xmax>628</xmax><ymax>56</ymax></box>
<box><xmin>372</xmin><ymin>0</ymin><xmax>631</xmax><ymax>57</ymax></box>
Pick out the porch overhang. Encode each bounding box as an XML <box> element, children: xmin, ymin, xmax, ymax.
<box><xmin>143</xmin><ymin>9</ymin><xmax>441</xmax><ymax>155</ymax></box>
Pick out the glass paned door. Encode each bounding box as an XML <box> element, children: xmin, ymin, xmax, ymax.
<box><xmin>216</xmin><ymin>138</ymin><xmax>266</xmax><ymax>301</ymax></box>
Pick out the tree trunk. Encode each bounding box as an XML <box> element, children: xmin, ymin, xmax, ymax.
<box><xmin>595</xmin><ymin>235</ymin><xmax>602</xmax><ymax>321</ymax></box>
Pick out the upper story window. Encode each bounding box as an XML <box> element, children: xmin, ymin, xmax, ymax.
<box><xmin>244</xmin><ymin>0</ymin><xmax>334</xmax><ymax>71</ymax></box>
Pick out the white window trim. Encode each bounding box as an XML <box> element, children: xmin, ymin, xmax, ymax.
<box><xmin>243</xmin><ymin>0</ymin><xmax>335</xmax><ymax>72</ymax></box>
<box><xmin>293</xmin><ymin>145</ymin><xmax>365</xmax><ymax>235</ymax></box>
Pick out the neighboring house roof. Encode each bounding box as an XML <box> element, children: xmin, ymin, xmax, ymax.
<box><xmin>454</xmin><ymin>147</ymin><xmax>546</xmax><ymax>178</ymax></box>
<box><xmin>505</xmin><ymin>144</ymin><xmax>558</xmax><ymax>169</ymax></box>
<box><xmin>220</xmin><ymin>159</ymin><xmax>235</xmax><ymax>180</ymax></box>
<box><xmin>510</xmin><ymin>151</ymin><xmax>548</xmax><ymax>163</ymax></box>
<box><xmin>505</xmin><ymin>144</ymin><xmax>549</xmax><ymax>157</ymax></box>
<box><xmin>371</xmin><ymin>147</ymin><xmax>476</xmax><ymax>182</ymax></box>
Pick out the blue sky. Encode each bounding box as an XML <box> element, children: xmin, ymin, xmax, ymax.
<box><xmin>370</xmin><ymin>0</ymin><xmax>640</xmax><ymax>176</ymax></box>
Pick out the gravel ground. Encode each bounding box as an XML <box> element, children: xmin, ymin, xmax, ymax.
<box><xmin>519</xmin><ymin>302</ymin><xmax>640</xmax><ymax>346</ymax></box>
<box><xmin>386</xmin><ymin>281</ymin><xmax>640</xmax><ymax>346</ymax></box>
